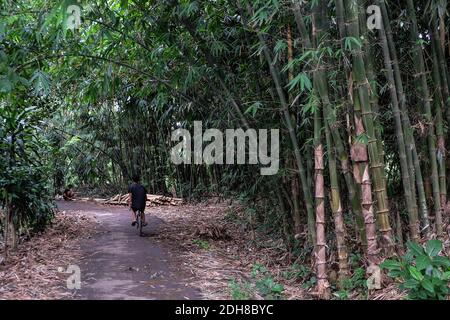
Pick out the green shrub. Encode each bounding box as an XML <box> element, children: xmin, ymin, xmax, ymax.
<box><xmin>192</xmin><ymin>239</ymin><xmax>210</xmax><ymax>250</ymax></box>
<box><xmin>1</xmin><ymin>105</ymin><xmax>55</xmax><ymax>235</ymax></box>
<box><xmin>282</xmin><ymin>263</ymin><xmax>311</xmax><ymax>281</ymax></box>
<box><xmin>381</xmin><ymin>240</ymin><xmax>450</xmax><ymax>300</ymax></box>
<box><xmin>228</xmin><ymin>264</ymin><xmax>285</xmax><ymax>300</ymax></box>
<box><xmin>255</xmin><ymin>276</ymin><xmax>284</xmax><ymax>298</ymax></box>
<box><xmin>282</xmin><ymin>263</ymin><xmax>316</xmax><ymax>290</ymax></box>
<box><xmin>251</xmin><ymin>263</ymin><xmax>284</xmax><ymax>299</ymax></box>
<box><xmin>229</xmin><ymin>279</ymin><xmax>253</xmax><ymax>300</ymax></box>
<box><xmin>334</xmin><ymin>267</ymin><xmax>367</xmax><ymax>300</ymax></box>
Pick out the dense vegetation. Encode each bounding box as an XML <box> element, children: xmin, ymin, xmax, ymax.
<box><xmin>1</xmin><ymin>0</ymin><xmax>450</xmax><ymax>298</ymax></box>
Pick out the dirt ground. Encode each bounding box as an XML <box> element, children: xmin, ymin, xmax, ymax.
<box><xmin>3</xmin><ymin>199</ymin><xmax>302</xmax><ymax>300</ymax></box>
<box><xmin>57</xmin><ymin>200</ymin><xmax>202</xmax><ymax>300</ymax></box>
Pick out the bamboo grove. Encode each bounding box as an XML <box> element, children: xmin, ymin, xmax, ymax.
<box><xmin>1</xmin><ymin>0</ymin><xmax>450</xmax><ymax>297</ymax></box>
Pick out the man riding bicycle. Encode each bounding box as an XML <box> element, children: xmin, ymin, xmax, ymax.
<box><xmin>128</xmin><ymin>174</ymin><xmax>148</xmax><ymax>227</ymax></box>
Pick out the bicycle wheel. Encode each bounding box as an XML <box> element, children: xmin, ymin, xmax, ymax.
<box><xmin>138</xmin><ymin>211</ymin><xmax>144</xmax><ymax>236</ymax></box>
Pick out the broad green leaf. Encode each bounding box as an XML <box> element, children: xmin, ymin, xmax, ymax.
<box><xmin>415</xmin><ymin>255</ymin><xmax>432</xmax><ymax>271</ymax></box>
<box><xmin>432</xmin><ymin>256</ymin><xmax>450</xmax><ymax>268</ymax></box>
<box><xmin>402</xmin><ymin>279</ymin><xmax>419</xmax><ymax>289</ymax></box>
<box><xmin>406</xmin><ymin>241</ymin><xmax>425</xmax><ymax>257</ymax></box>
<box><xmin>425</xmin><ymin>240</ymin><xmax>442</xmax><ymax>257</ymax></box>
<box><xmin>421</xmin><ymin>278</ymin><xmax>435</xmax><ymax>294</ymax></box>
<box><xmin>387</xmin><ymin>270</ymin><xmax>404</xmax><ymax>278</ymax></box>
<box><xmin>380</xmin><ymin>259</ymin><xmax>402</xmax><ymax>271</ymax></box>
<box><xmin>409</xmin><ymin>266</ymin><xmax>424</xmax><ymax>281</ymax></box>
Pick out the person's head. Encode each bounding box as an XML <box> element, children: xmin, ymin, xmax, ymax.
<box><xmin>132</xmin><ymin>174</ymin><xmax>140</xmax><ymax>183</ymax></box>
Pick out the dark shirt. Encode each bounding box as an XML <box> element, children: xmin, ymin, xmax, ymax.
<box><xmin>128</xmin><ymin>183</ymin><xmax>147</xmax><ymax>210</ymax></box>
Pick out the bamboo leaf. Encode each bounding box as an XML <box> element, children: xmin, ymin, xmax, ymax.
<box><xmin>30</xmin><ymin>70</ymin><xmax>51</xmax><ymax>96</ymax></box>
<box><xmin>343</xmin><ymin>36</ymin><xmax>362</xmax><ymax>51</ymax></box>
<box><xmin>244</xmin><ymin>102</ymin><xmax>262</xmax><ymax>117</ymax></box>
<box><xmin>287</xmin><ymin>72</ymin><xmax>312</xmax><ymax>92</ymax></box>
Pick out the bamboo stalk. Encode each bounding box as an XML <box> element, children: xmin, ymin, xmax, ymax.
<box><xmin>407</xmin><ymin>0</ymin><xmax>443</xmax><ymax>237</ymax></box>
<box><xmin>333</xmin><ymin>0</ymin><xmax>367</xmax><ymax>248</ymax></box>
<box><xmin>344</xmin><ymin>0</ymin><xmax>393</xmax><ymax>253</ymax></box>
<box><xmin>246</xmin><ymin>3</ymin><xmax>317</xmax><ymax>244</ymax></box>
<box><xmin>286</xmin><ymin>24</ymin><xmax>304</xmax><ymax>237</ymax></box>
<box><xmin>294</xmin><ymin>0</ymin><xmax>367</xmax><ymax>247</ymax></box>
<box><xmin>313</xmin><ymin>97</ymin><xmax>330</xmax><ymax>298</ymax></box>
<box><xmin>351</xmin><ymin>91</ymin><xmax>380</xmax><ymax>266</ymax></box>
<box><xmin>312</xmin><ymin>0</ymin><xmax>331</xmax><ymax>298</ymax></box>
<box><xmin>431</xmin><ymin>1</ymin><xmax>450</xmax><ymax>126</ymax></box>
<box><xmin>376</xmin><ymin>3</ymin><xmax>420</xmax><ymax>241</ymax></box>
<box><xmin>377</xmin><ymin>0</ymin><xmax>430</xmax><ymax>235</ymax></box>
<box><xmin>431</xmin><ymin>35</ymin><xmax>448</xmax><ymax>212</ymax></box>
<box><xmin>325</xmin><ymin>113</ymin><xmax>350</xmax><ymax>287</ymax></box>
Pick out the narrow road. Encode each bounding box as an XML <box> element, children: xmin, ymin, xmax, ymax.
<box><xmin>57</xmin><ymin>201</ymin><xmax>202</xmax><ymax>300</ymax></box>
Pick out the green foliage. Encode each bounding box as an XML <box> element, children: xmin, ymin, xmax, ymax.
<box><xmin>229</xmin><ymin>279</ymin><xmax>253</xmax><ymax>300</ymax></box>
<box><xmin>287</xmin><ymin>72</ymin><xmax>312</xmax><ymax>93</ymax></box>
<box><xmin>301</xmin><ymin>276</ymin><xmax>317</xmax><ymax>290</ymax></box>
<box><xmin>251</xmin><ymin>263</ymin><xmax>284</xmax><ymax>299</ymax></box>
<box><xmin>179</xmin><ymin>0</ymin><xmax>199</xmax><ymax>17</ymax></box>
<box><xmin>255</xmin><ymin>276</ymin><xmax>284</xmax><ymax>297</ymax></box>
<box><xmin>381</xmin><ymin>240</ymin><xmax>450</xmax><ymax>300</ymax></box>
<box><xmin>282</xmin><ymin>263</ymin><xmax>317</xmax><ymax>290</ymax></box>
<box><xmin>334</xmin><ymin>267</ymin><xmax>367</xmax><ymax>299</ymax></box>
<box><xmin>192</xmin><ymin>239</ymin><xmax>210</xmax><ymax>250</ymax></box>
<box><xmin>244</xmin><ymin>101</ymin><xmax>262</xmax><ymax>117</ymax></box>
<box><xmin>343</xmin><ymin>36</ymin><xmax>362</xmax><ymax>51</ymax></box>
<box><xmin>30</xmin><ymin>70</ymin><xmax>51</xmax><ymax>96</ymax></box>
<box><xmin>332</xmin><ymin>253</ymin><xmax>369</xmax><ymax>299</ymax></box>
<box><xmin>282</xmin><ymin>263</ymin><xmax>312</xmax><ymax>281</ymax></box>
<box><xmin>0</xmin><ymin>103</ymin><xmax>55</xmax><ymax>233</ymax></box>
<box><xmin>229</xmin><ymin>263</ymin><xmax>285</xmax><ymax>300</ymax></box>
<box><xmin>1</xmin><ymin>2</ymin><xmax>449</xmax><ymax>303</ymax></box>
<box><xmin>355</xmin><ymin>133</ymin><xmax>369</xmax><ymax>145</ymax></box>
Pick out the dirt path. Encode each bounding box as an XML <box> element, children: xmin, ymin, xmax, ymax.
<box><xmin>57</xmin><ymin>201</ymin><xmax>202</xmax><ymax>300</ymax></box>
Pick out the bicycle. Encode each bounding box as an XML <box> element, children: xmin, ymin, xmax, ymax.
<box><xmin>134</xmin><ymin>209</ymin><xmax>145</xmax><ymax>237</ymax></box>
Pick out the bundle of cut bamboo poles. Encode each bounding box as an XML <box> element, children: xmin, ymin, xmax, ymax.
<box><xmin>102</xmin><ymin>194</ymin><xmax>183</xmax><ymax>206</ymax></box>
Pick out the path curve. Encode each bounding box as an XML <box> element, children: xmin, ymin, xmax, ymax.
<box><xmin>57</xmin><ymin>200</ymin><xmax>202</xmax><ymax>300</ymax></box>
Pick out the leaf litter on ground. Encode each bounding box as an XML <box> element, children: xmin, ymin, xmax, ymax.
<box><xmin>0</xmin><ymin>211</ymin><xmax>95</xmax><ymax>299</ymax></box>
